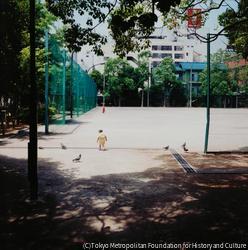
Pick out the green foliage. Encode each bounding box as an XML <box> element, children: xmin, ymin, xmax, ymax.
<box><xmin>0</xmin><ymin>0</ymin><xmax>29</xmax><ymax>99</ymax></box>
<box><xmin>104</xmin><ymin>58</ymin><xmax>136</xmax><ymax>106</ymax></box>
<box><xmin>169</xmin><ymin>80</ymin><xmax>187</xmax><ymax>106</ymax></box>
<box><xmin>89</xmin><ymin>70</ymin><xmax>104</xmax><ymax>93</ymax></box>
<box><xmin>45</xmin><ymin>0</ymin><xmax>113</xmax><ymax>55</ymax></box>
<box><xmin>108</xmin><ymin>2</ymin><xmax>156</xmax><ymax>58</ymax></box>
<box><xmin>199</xmin><ymin>63</ymin><xmax>235</xmax><ymax>96</ymax></box>
<box><xmin>19</xmin><ymin>105</ymin><xmax>57</xmax><ymax>123</ymax></box>
<box><xmin>154</xmin><ymin>57</ymin><xmax>176</xmax><ymax>106</ymax></box>
<box><xmin>135</xmin><ymin>51</ymin><xmax>152</xmax><ymax>87</ymax></box>
<box><xmin>45</xmin><ymin>0</ymin><xmax>183</xmax><ymax>57</ymax></box>
<box><xmin>148</xmin><ymin>84</ymin><xmax>164</xmax><ymax>106</ymax></box>
<box><xmin>239</xmin><ymin>64</ymin><xmax>248</xmax><ymax>94</ymax></box>
<box><xmin>218</xmin><ymin>1</ymin><xmax>248</xmax><ymax>59</ymax></box>
<box><xmin>44</xmin><ymin>0</ymin><xmax>247</xmax><ymax>59</ymax></box>
<box><xmin>207</xmin><ymin>48</ymin><xmax>233</xmax><ymax>64</ymax></box>
<box><xmin>0</xmin><ymin>0</ymin><xmax>58</xmax><ymax>108</ymax></box>
<box><xmin>154</xmin><ymin>57</ymin><xmax>176</xmax><ymax>86</ymax></box>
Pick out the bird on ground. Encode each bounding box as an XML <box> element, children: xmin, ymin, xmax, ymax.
<box><xmin>38</xmin><ymin>144</ymin><xmax>44</xmax><ymax>149</ymax></box>
<box><xmin>181</xmin><ymin>142</ymin><xmax>186</xmax><ymax>147</ymax></box>
<box><xmin>183</xmin><ymin>146</ymin><xmax>189</xmax><ymax>152</ymax></box>
<box><xmin>163</xmin><ymin>145</ymin><xmax>169</xmax><ymax>150</ymax></box>
<box><xmin>61</xmin><ymin>143</ymin><xmax>67</xmax><ymax>149</ymax></box>
<box><xmin>72</xmin><ymin>154</ymin><xmax>81</xmax><ymax>162</ymax></box>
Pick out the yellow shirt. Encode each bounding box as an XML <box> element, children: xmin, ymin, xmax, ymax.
<box><xmin>98</xmin><ymin>133</ymin><xmax>106</xmax><ymax>145</ymax></box>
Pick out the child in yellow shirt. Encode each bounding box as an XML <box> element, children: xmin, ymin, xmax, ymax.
<box><xmin>97</xmin><ymin>129</ymin><xmax>107</xmax><ymax>151</ymax></box>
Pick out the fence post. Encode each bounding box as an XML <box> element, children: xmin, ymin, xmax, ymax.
<box><xmin>204</xmin><ymin>33</ymin><xmax>210</xmax><ymax>153</ymax></box>
<box><xmin>63</xmin><ymin>49</ymin><xmax>66</xmax><ymax>124</ymax></box>
<box><xmin>45</xmin><ymin>29</ymin><xmax>49</xmax><ymax>134</ymax></box>
<box><xmin>70</xmin><ymin>56</ymin><xmax>73</xmax><ymax>118</ymax></box>
<box><xmin>77</xmin><ymin>65</ymin><xmax>80</xmax><ymax>117</ymax></box>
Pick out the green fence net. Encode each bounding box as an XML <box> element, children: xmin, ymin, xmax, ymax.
<box><xmin>45</xmin><ymin>31</ymin><xmax>97</xmax><ymax>133</ymax></box>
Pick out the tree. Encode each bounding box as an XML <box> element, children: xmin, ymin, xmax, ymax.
<box><xmin>45</xmin><ymin>0</ymin><xmax>114</xmax><ymax>55</ymax></box>
<box><xmin>134</xmin><ymin>51</ymin><xmax>152</xmax><ymax>107</ymax></box>
<box><xmin>0</xmin><ymin>0</ymin><xmax>29</xmax><ymax>103</ymax></box>
<box><xmin>89</xmin><ymin>70</ymin><xmax>104</xmax><ymax>93</ymax></box>
<box><xmin>45</xmin><ymin>0</ymin><xmax>248</xmax><ymax>59</ymax></box>
<box><xmin>218</xmin><ymin>0</ymin><xmax>248</xmax><ymax>59</ymax></box>
<box><xmin>154</xmin><ymin>57</ymin><xmax>176</xmax><ymax>107</ymax></box>
<box><xmin>45</xmin><ymin>0</ymin><xmax>181</xmax><ymax>57</ymax></box>
<box><xmin>199</xmin><ymin>56</ymin><xmax>236</xmax><ymax>107</ymax></box>
<box><xmin>239</xmin><ymin>63</ymin><xmax>248</xmax><ymax>94</ymax></box>
<box><xmin>149</xmin><ymin>83</ymin><xmax>164</xmax><ymax>106</ymax></box>
<box><xmin>0</xmin><ymin>0</ymin><xmax>58</xmax><ymax>116</ymax></box>
<box><xmin>104</xmin><ymin>58</ymin><xmax>135</xmax><ymax>106</ymax></box>
<box><xmin>169</xmin><ymin>80</ymin><xmax>187</xmax><ymax>106</ymax></box>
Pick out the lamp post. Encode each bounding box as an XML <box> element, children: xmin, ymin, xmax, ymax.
<box><xmin>86</xmin><ymin>62</ymin><xmax>106</xmax><ymax>74</ymax></box>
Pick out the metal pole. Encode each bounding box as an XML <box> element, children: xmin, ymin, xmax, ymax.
<box><xmin>204</xmin><ymin>33</ymin><xmax>210</xmax><ymax>153</ymax></box>
<box><xmin>28</xmin><ymin>0</ymin><xmax>38</xmax><ymax>200</ymax></box>
<box><xmin>147</xmin><ymin>59</ymin><xmax>151</xmax><ymax>107</ymax></box>
<box><xmin>103</xmin><ymin>76</ymin><xmax>105</xmax><ymax>107</ymax></box>
<box><xmin>70</xmin><ymin>53</ymin><xmax>74</xmax><ymax>118</ymax></box>
<box><xmin>62</xmin><ymin>49</ymin><xmax>66</xmax><ymax>124</ymax></box>
<box><xmin>190</xmin><ymin>63</ymin><xmax>192</xmax><ymax>108</ymax></box>
<box><xmin>45</xmin><ymin>30</ymin><xmax>49</xmax><ymax>134</ymax></box>
<box><xmin>77</xmin><ymin>65</ymin><xmax>80</xmax><ymax>116</ymax></box>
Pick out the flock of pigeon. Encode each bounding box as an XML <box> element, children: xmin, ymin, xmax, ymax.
<box><xmin>38</xmin><ymin>142</ymin><xmax>188</xmax><ymax>164</ymax></box>
<box><xmin>38</xmin><ymin>143</ymin><xmax>82</xmax><ymax>162</ymax></box>
<box><xmin>163</xmin><ymin>142</ymin><xmax>189</xmax><ymax>152</ymax></box>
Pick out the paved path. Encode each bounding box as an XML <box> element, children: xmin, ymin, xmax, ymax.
<box><xmin>1</xmin><ymin>107</ymin><xmax>248</xmax><ymax>249</ymax></box>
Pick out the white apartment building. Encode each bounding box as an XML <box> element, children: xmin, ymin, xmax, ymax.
<box><xmin>95</xmin><ymin>26</ymin><xmax>209</xmax><ymax>73</ymax></box>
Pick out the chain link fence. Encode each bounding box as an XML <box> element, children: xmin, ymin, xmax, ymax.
<box><xmin>45</xmin><ymin>32</ymin><xmax>97</xmax><ymax>133</ymax></box>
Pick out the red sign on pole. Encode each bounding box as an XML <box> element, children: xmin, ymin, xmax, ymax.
<box><xmin>188</xmin><ymin>9</ymin><xmax>201</xmax><ymax>28</ymax></box>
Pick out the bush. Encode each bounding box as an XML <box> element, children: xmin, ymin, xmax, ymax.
<box><xmin>19</xmin><ymin>105</ymin><xmax>57</xmax><ymax>124</ymax></box>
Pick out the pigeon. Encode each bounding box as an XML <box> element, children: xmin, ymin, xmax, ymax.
<box><xmin>183</xmin><ymin>146</ymin><xmax>189</xmax><ymax>152</ymax></box>
<box><xmin>163</xmin><ymin>145</ymin><xmax>169</xmax><ymax>150</ymax></box>
<box><xmin>181</xmin><ymin>142</ymin><xmax>186</xmax><ymax>147</ymax></box>
<box><xmin>61</xmin><ymin>143</ymin><xmax>67</xmax><ymax>150</ymax></box>
<box><xmin>38</xmin><ymin>144</ymin><xmax>44</xmax><ymax>149</ymax></box>
<box><xmin>72</xmin><ymin>154</ymin><xmax>81</xmax><ymax>162</ymax></box>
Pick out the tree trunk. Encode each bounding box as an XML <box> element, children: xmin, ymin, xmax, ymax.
<box><xmin>118</xmin><ymin>96</ymin><xmax>121</xmax><ymax>107</ymax></box>
<box><xmin>141</xmin><ymin>88</ymin><xmax>144</xmax><ymax>107</ymax></box>
<box><xmin>163</xmin><ymin>83</ymin><xmax>166</xmax><ymax>107</ymax></box>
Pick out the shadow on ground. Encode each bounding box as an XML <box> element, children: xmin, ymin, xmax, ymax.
<box><xmin>0</xmin><ymin>153</ymin><xmax>248</xmax><ymax>250</ymax></box>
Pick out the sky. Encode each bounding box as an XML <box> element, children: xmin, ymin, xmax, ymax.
<box><xmin>53</xmin><ymin>0</ymin><xmax>238</xmax><ymax>68</ymax></box>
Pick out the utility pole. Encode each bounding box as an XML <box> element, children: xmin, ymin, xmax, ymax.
<box><xmin>28</xmin><ymin>0</ymin><xmax>38</xmax><ymax>200</ymax></box>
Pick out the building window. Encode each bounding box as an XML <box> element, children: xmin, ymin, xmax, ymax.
<box><xmin>174</xmin><ymin>54</ymin><xmax>184</xmax><ymax>59</ymax></box>
<box><xmin>152</xmin><ymin>53</ymin><xmax>161</xmax><ymax>58</ymax></box>
<box><xmin>162</xmin><ymin>53</ymin><xmax>172</xmax><ymax>58</ymax></box>
<box><xmin>174</xmin><ymin>46</ymin><xmax>184</xmax><ymax>51</ymax></box>
<box><xmin>161</xmin><ymin>46</ymin><xmax>172</xmax><ymax>51</ymax></box>
<box><xmin>152</xmin><ymin>61</ymin><xmax>160</xmax><ymax>67</ymax></box>
<box><xmin>192</xmin><ymin>74</ymin><xmax>195</xmax><ymax>81</ymax></box>
<box><xmin>104</xmin><ymin>57</ymin><xmax>109</xmax><ymax>61</ymax></box>
<box><xmin>152</xmin><ymin>45</ymin><xmax>158</xmax><ymax>50</ymax></box>
<box><xmin>186</xmin><ymin>52</ymin><xmax>188</xmax><ymax>56</ymax></box>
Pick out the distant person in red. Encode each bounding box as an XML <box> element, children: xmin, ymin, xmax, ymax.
<box><xmin>97</xmin><ymin>129</ymin><xmax>107</xmax><ymax>151</ymax></box>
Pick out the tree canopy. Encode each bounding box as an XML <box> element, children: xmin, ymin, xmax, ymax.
<box><xmin>199</xmin><ymin>49</ymin><xmax>236</xmax><ymax>96</ymax></box>
<box><xmin>154</xmin><ymin>57</ymin><xmax>176</xmax><ymax>106</ymax></box>
<box><xmin>45</xmin><ymin>0</ymin><xmax>248</xmax><ymax>59</ymax></box>
<box><xmin>104</xmin><ymin>58</ymin><xmax>136</xmax><ymax>106</ymax></box>
<box><xmin>0</xmin><ymin>0</ymin><xmax>58</xmax><ymax>107</ymax></box>
<box><xmin>218</xmin><ymin>0</ymin><xmax>248</xmax><ymax>59</ymax></box>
